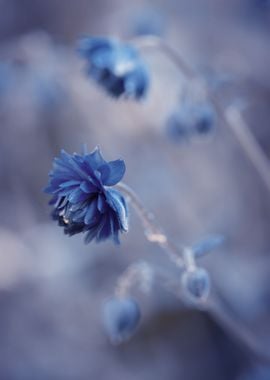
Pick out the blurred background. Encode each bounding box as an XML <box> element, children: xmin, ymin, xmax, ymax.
<box><xmin>0</xmin><ymin>0</ymin><xmax>270</xmax><ymax>379</ymax></box>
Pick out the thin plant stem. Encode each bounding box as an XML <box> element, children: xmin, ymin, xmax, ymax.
<box><xmin>132</xmin><ymin>35</ymin><xmax>196</xmax><ymax>80</ymax></box>
<box><xmin>133</xmin><ymin>35</ymin><xmax>270</xmax><ymax>194</ymax></box>
<box><xmin>116</xmin><ymin>182</ymin><xmax>189</xmax><ymax>269</ymax></box>
<box><xmin>115</xmin><ymin>260</ymin><xmax>154</xmax><ymax>298</ymax></box>
<box><xmin>225</xmin><ymin>105</ymin><xmax>270</xmax><ymax>192</ymax></box>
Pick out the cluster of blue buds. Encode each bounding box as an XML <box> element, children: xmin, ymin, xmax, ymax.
<box><xmin>45</xmin><ymin>147</ymin><xmax>128</xmax><ymax>244</ymax></box>
<box><xmin>166</xmin><ymin>102</ymin><xmax>216</xmax><ymax>142</ymax></box>
<box><xmin>103</xmin><ymin>297</ymin><xmax>141</xmax><ymax>344</ymax></box>
<box><xmin>78</xmin><ymin>36</ymin><xmax>149</xmax><ymax>99</ymax></box>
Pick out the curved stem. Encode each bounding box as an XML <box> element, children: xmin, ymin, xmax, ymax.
<box><xmin>115</xmin><ymin>260</ymin><xmax>154</xmax><ymax>298</ymax></box>
<box><xmin>133</xmin><ymin>35</ymin><xmax>270</xmax><ymax>194</ymax></box>
<box><xmin>132</xmin><ymin>35</ymin><xmax>196</xmax><ymax>80</ymax></box>
<box><xmin>116</xmin><ymin>182</ymin><xmax>186</xmax><ymax>269</ymax></box>
<box><xmin>224</xmin><ymin>105</ymin><xmax>270</xmax><ymax>193</ymax></box>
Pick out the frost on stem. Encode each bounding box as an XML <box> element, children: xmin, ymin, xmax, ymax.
<box><xmin>115</xmin><ymin>261</ymin><xmax>154</xmax><ymax>298</ymax></box>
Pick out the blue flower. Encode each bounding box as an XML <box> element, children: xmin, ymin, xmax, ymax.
<box><xmin>103</xmin><ymin>297</ymin><xmax>141</xmax><ymax>344</ymax></box>
<box><xmin>78</xmin><ymin>36</ymin><xmax>149</xmax><ymax>99</ymax></box>
<box><xmin>44</xmin><ymin>147</ymin><xmax>128</xmax><ymax>244</ymax></box>
<box><xmin>165</xmin><ymin>102</ymin><xmax>216</xmax><ymax>142</ymax></box>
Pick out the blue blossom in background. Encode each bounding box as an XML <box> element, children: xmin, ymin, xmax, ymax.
<box><xmin>78</xmin><ymin>36</ymin><xmax>149</xmax><ymax>99</ymax></box>
<box><xmin>166</xmin><ymin>111</ymin><xmax>190</xmax><ymax>143</ymax></box>
<box><xmin>165</xmin><ymin>102</ymin><xmax>216</xmax><ymax>142</ymax></box>
<box><xmin>45</xmin><ymin>147</ymin><xmax>128</xmax><ymax>244</ymax></box>
<box><xmin>103</xmin><ymin>297</ymin><xmax>141</xmax><ymax>344</ymax></box>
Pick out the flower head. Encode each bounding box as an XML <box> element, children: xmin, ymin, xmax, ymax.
<box><xmin>78</xmin><ymin>36</ymin><xmax>149</xmax><ymax>99</ymax></box>
<box><xmin>165</xmin><ymin>102</ymin><xmax>216</xmax><ymax>142</ymax></box>
<box><xmin>45</xmin><ymin>147</ymin><xmax>128</xmax><ymax>244</ymax></box>
<box><xmin>103</xmin><ymin>297</ymin><xmax>141</xmax><ymax>344</ymax></box>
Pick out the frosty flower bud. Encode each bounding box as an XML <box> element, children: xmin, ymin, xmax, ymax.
<box><xmin>103</xmin><ymin>297</ymin><xmax>141</xmax><ymax>344</ymax></box>
<box><xmin>182</xmin><ymin>267</ymin><xmax>210</xmax><ymax>301</ymax></box>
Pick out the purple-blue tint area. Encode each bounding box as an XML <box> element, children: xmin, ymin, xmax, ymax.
<box><xmin>0</xmin><ymin>0</ymin><xmax>269</xmax><ymax>379</ymax></box>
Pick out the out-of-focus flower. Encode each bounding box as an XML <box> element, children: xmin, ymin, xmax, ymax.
<box><xmin>45</xmin><ymin>147</ymin><xmax>128</xmax><ymax>244</ymax></box>
<box><xmin>103</xmin><ymin>297</ymin><xmax>141</xmax><ymax>344</ymax></box>
<box><xmin>165</xmin><ymin>102</ymin><xmax>216</xmax><ymax>142</ymax></box>
<box><xmin>78</xmin><ymin>36</ymin><xmax>149</xmax><ymax>99</ymax></box>
<box><xmin>182</xmin><ymin>268</ymin><xmax>210</xmax><ymax>301</ymax></box>
<box><xmin>166</xmin><ymin>111</ymin><xmax>190</xmax><ymax>142</ymax></box>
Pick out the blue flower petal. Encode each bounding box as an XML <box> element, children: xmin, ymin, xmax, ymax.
<box><xmin>97</xmin><ymin>194</ymin><xmax>107</xmax><ymax>213</ymax></box>
<box><xmin>84</xmin><ymin>198</ymin><xmax>98</xmax><ymax>225</ymax></box>
<box><xmin>80</xmin><ymin>180</ymin><xmax>97</xmax><ymax>193</ymax></box>
<box><xmin>99</xmin><ymin>159</ymin><xmax>126</xmax><ymax>186</ymax></box>
<box><xmin>68</xmin><ymin>188</ymin><xmax>90</xmax><ymax>204</ymax></box>
<box><xmin>85</xmin><ymin>147</ymin><xmax>106</xmax><ymax>170</ymax></box>
<box><xmin>105</xmin><ymin>188</ymin><xmax>128</xmax><ymax>232</ymax></box>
